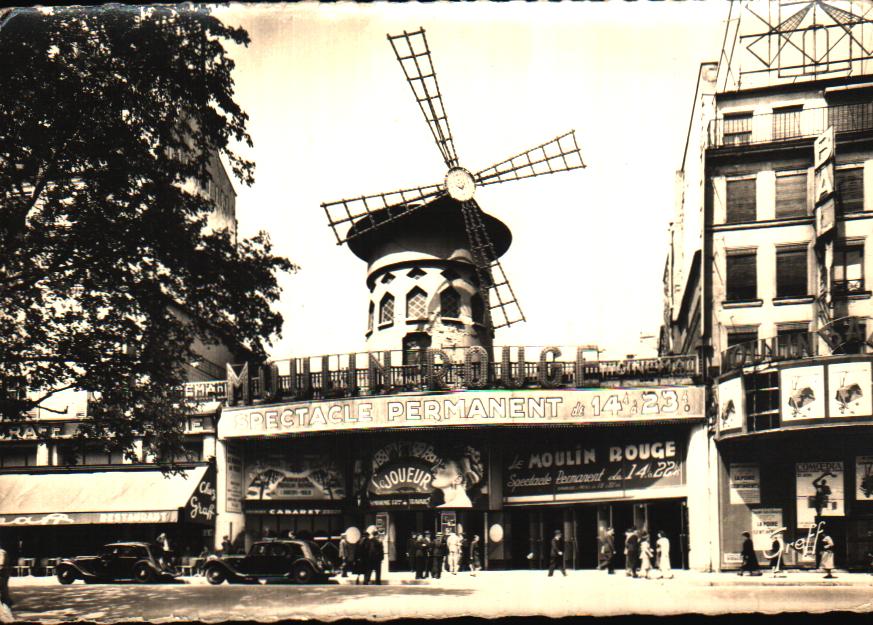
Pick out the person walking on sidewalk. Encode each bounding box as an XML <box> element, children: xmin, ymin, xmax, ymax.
<box><xmin>361</xmin><ymin>526</ymin><xmax>384</xmax><ymax>585</ymax></box>
<box><xmin>739</xmin><ymin>531</ymin><xmax>760</xmax><ymax>576</ymax></box>
<box><xmin>431</xmin><ymin>533</ymin><xmax>446</xmax><ymax>579</ymax></box>
<box><xmin>656</xmin><ymin>531</ymin><xmax>673</xmax><ymax>579</ymax></box>
<box><xmin>469</xmin><ymin>534</ymin><xmax>482</xmax><ymax>577</ymax></box>
<box><xmin>446</xmin><ymin>530</ymin><xmax>461</xmax><ymax>575</ymax></box>
<box><xmin>414</xmin><ymin>532</ymin><xmax>429</xmax><ymax>579</ymax></box>
<box><xmin>598</xmin><ymin>527</ymin><xmax>616</xmax><ymax>574</ymax></box>
<box><xmin>548</xmin><ymin>529</ymin><xmax>567</xmax><ymax>577</ymax></box>
<box><xmin>821</xmin><ymin>531</ymin><xmax>836</xmax><ymax>578</ymax></box>
<box><xmin>406</xmin><ymin>532</ymin><xmax>418</xmax><ymax>576</ymax></box>
<box><xmin>625</xmin><ymin>528</ymin><xmax>640</xmax><ymax>578</ymax></box>
<box><xmin>338</xmin><ymin>532</ymin><xmax>352</xmax><ymax>578</ymax></box>
<box><xmin>639</xmin><ymin>532</ymin><xmax>654</xmax><ymax>579</ymax></box>
<box><xmin>0</xmin><ymin>542</ymin><xmax>12</xmax><ymax>608</ymax></box>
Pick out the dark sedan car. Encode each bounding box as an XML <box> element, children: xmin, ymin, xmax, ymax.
<box><xmin>56</xmin><ymin>542</ymin><xmax>179</xmax><ymax>584</ymax></box>
<box><xmin>203</xmin><ymin>539</ymin><xmax>334</xmax><ymax>584</ymax></box>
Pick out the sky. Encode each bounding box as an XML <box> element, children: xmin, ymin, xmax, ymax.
<box><xmin>212</xmin><ymin>1</ymin><xmax>729</xmax><ymax>361</ymax></box>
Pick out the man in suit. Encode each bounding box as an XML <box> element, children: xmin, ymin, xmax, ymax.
<box><xmin>362</xmin><ymin>526</ymin><xmax>384</xmax><ymax>585</ymax></box>
<box><xmin>548</xmin><ymin>529</ymin><xmax>567</xmax><ymax>577</ymax></box>
<box><xmin>598</xmin><ymin>527</ymin><xmax>616</xmax><ymax>574</ymax></box>
<box><xmin>431</xmin><ymin>533</ymin><xmax>446</xmax><ymax>579</ymax></box>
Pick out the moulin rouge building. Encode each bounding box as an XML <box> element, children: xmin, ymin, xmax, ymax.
<box><xmin>209</xmin><ymin>28</ymin><xmax>709</xmax><ymax>572</ymax></box>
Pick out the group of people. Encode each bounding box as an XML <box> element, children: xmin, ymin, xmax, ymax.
<box><xmin>595</xmin><ymin>527</ymin><xmax>673</xmax><ymax>579</ymax></box>
<box><xmin>338</xmin><ymin>527</ymin><xmax>385</xmax><ymax>585</ymax></box>
<box><xmin>740</xmin><ymin>528</ymin><xmax>837</xmax><ymax>579</ymax></box>
<box><xmin>405</xmin><ymin>530</ymin><xmax>481</xmax><ymax>579</ymax></box>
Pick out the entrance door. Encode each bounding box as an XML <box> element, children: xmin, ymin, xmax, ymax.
<box><xmin>575</xmin><ymin>506</ymin><xmax>599</xmax><ymax>569</ymax></box>
<box><xmin>390</xmin><ymin>510</ymin><xmax>438</xmax><ymax>572</ymax></box>
<box><xmin>647</xmin><ymin>500</ymin><xmax>685</xmax><ymax>569</ymax></box>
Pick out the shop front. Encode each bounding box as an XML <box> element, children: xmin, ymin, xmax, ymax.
<box><xmin>716</xmin><ymin>355</ymin><xmax>873</xmax><ymax>570</ymax></box>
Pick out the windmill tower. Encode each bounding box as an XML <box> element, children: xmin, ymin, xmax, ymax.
<box><xmin>322</xmin><ymin>28</ymin><xmax>585</xmax><ymax>356</ymax></box>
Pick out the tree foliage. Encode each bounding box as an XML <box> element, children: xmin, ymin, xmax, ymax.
<box><xmin>0</xmin><ymin>5</ymin><xmax>293</xmax><ymax>463</ymax></box>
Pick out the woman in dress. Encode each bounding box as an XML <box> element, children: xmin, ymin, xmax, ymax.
<box><xmin>820</xmin><ymin>532</ymin><xmax>836</xmax><ymax>578</ymax></box>
<box><xmin>656</xmin><ymin>531</ymin><xmax>673</xmax><ymax>579</ymax></box>
<box><xmin>639</xmin><ymin>533</ymin><xmax>654</xmax><ymax>579</ymax></box>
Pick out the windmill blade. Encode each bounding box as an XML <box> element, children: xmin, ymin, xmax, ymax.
<box><xmin>474</xmin><ymin>130</ymin><xmax>585</xmax><ymax>187</ymax></box>
<box><xmin>322</xmin><ymin>183</ymin><xmax>446</xmax><ymax>244</ymax></box>
<box><xmin>388</xmin><ymin>28</ymin><xmax>459</xmax><ymax>169</ymax></box>
<box><xmin>460</xmin><ymin>199</ymin><xmax>525</xmax><ymax>329</ymax></box>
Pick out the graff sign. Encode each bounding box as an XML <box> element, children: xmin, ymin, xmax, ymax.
<box><xmin>185</xmin><ymin>466</ymin><xmax>217</xmax><ymax>524</ymax></box>
<box><xmin>504</xmin><ymin>434</ymin><xmax>685</xmax><ymax>503</ymax></box>
<box><xmin>219</xmin><ymin>388</ymin><xmax>704</xmax><ymax>437</ymax></box>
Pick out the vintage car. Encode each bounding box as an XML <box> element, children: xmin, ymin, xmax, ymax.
<box><xmin>56</xmin><ymin>542</ymin><xmax>180</xmax><ymax>584</ymax></box>
<box><xmin>203</xmin><ymin>539</ymin><xmax>334</xmax><ymax>584</ymax></box>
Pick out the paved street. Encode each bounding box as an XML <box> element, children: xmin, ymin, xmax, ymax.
<box><xmin>9</xmin><ymin>570</ymin><xmax>873</xmax><ymax>622</ymax></box>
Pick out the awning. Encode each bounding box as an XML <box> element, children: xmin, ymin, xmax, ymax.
<box><xmin>0</xmin><ymin>466</ymin><xmax>214</xmax><ymax>526</ymax></box>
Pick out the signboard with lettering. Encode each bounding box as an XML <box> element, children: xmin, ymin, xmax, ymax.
<box><xmin>828</xmin><ymin>361</ymin><xmax>872</xmax><ymax>418</ymax></box>
<box><xmin>780</xmin><ymin>366</ymin><xmax>825</xmax><ymax>422</ymax></box>
<box><xmin>718</xmin><ymin>377</ymin><xmax>744</xmax><ymax>434</ymax></box>
<box><xmin>796</xmin><ymin>461</ymin><xmax>844</xmax><ymax>528</ymax></box>
<box><xmin>225</xmin><ymin>444</ymin><xmax>244</xmax><ymax>514</ymax></box>
<box><xmin>729</xmin><ymin>463</ymin><xmax>760</xmax><ymax>505</ymax></box>
<box><xmin>244</xmin><ymin>452</ymin><xmax>345</xmax><ymax>502</ymax></box>
<box><xmin>219</xmin><ymin>387</ymin><xmax>704</xmax><ymax>438</ymax></box>
<box><xmin>0</xmin><ymin>510</ymin><xmax>178</xmax><ymax>526</ymax></box>
<box><xmin>503</xmin><ymin>433</ymin><xmax>685</xmax><ymax>504</ymax></box>
<box><xmin>751</xmin><ymin>508</ymin><xmax>783</xmax><ymax>551</ymax></box>
<box><xmin>351</xmin><ymin>440</ymin><xmax>488</xmax><ymax>510</ymax></box>
<box><xmin>184</xmin><ymin>465</ymin><xmax>217</xmax><ymax>525</ymax></box>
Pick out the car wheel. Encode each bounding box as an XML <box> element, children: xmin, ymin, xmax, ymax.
<box><xmin>133</xmin><ymin>563</ymin><xmax>155</xmax><ymax>583</ymax></box>
<box><xmin>57</xmin><ymin>566</ymin><xmax>77</xmax><ymax>585</ymax></box>
<box><xmin>291</xmin><ymin>562</ymin><xmax>315</xmax><ymax>584</ymax></box>
<box><xmin>205</xmin><ymin>566</ymin><xmax>227</xmax><ymax>585</ymax></box>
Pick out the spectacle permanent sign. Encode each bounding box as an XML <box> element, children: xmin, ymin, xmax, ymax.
<box><xmin>219</xmin><ymin>387</ymin><xmax>704</xmax><ymax>438</ymax></box>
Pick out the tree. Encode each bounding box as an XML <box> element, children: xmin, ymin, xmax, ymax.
<box><xmin>0</xmin><ymin>5</ymin><xmax>294</xmax><ymax>464</ymax></box>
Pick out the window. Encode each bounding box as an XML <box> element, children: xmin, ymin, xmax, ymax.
<box><xmin>776</xmin><ymin>247</ymin><xmax>808</xmax><ymax>298</ymax></box>
<box><xmin>726</xmin><ymin>251</ymin><xmax>757</xmax><ymax>301</ymax></box>
<box><xmin>406</xmin><ymin>287</ymin><xmax>427</xmax><ymax>320</ymax></box>
<box><xmin>772</xmin><ymin>105</ymin><xmax>803</xmax><ymax>140</ymax></box>
<box><xmin>833</xmin><ymin>243</ymin><xmax>864</xmax><ymax>294</ymax></box>
<box><xmin>471</xmin><ymin>294</ymin><xmax>485</xmax><ymax>324</ymax></box>
<box><xmin>727</xmin><ymin>329</ymin><xmax>758</xmax><ymax>349</ymax></box>
<box><xmin>440</xmin><ymin>288</ymin><xmax>461</xmax><ymax>319</ymax></box>
<box><xmin>775</xmin><ymin>172</ymin><xmax>807</xmax><ymax>218</ymax></box>
<box><xmin>829</xmin><ymin>101</ymin><xmax>873</xmax><ymax>133</ymax></box>
<box><xmin>0</xmin><ymin>446</ymin><xmax>37</xmax><ymax>468</ymax></box>
<box><xmin>745</xmin><ymin>371</ymin><xmax>780</xmax><ymax>432</ymax></box>
<box><xmin>836</xmin><ymin>167</ymin><xmax>863</xmax><ymax>214</ymax></box>
<box><xmin>726</xmin><ymin>178</ymin><xmax>756</xmax><ymax>223</ymax></box>
<box><xmin>723</xmin><ymin>112</ymin><xmax>752</xmax><ymax>145</ymax></box>
<box><xmin>776</xmin><ymin>325</ymin><xmax>814</xmax><ymax>358</ymax></box>
<box><xmin>379</xmin><ymin>293</ymin><xmax>394</xmax><ymax>326</ymax></box>
<box><xmin>830</xmin><ymin>318</ymin><xmax>867</xmax><ymax>355</ymax></box>
<box><xmin>367</xmin><ymin>301</ymin><xmax>374</xmax><ymax>333</ymax></box>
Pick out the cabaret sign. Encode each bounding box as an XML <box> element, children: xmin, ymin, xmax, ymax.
<box><xmin>219</xmin><ymin>387</ymin><xmax>704</xmax><ymax>438</ymax></box>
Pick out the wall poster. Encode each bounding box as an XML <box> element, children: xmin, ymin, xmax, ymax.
<box><xmin>856</xmin><ymin>456</ymin><xmax>873</xmax><ymax>501</ymax></box>
<box><xmin>795</xmin><ymin>461</ymin><xmax>844</xmax><ymax>528</ymax></box>
<box><xmin>245</xmin><ymin>452</ymin><xmax>346</xmax><ymax>501</ymax></box>
<box><xmin>780</xmin><ymin>366</ymin><xmax>826</xmax><ymax>422</ymax></box>
<box><xmin>750</xmin><ymin>508</ymin><xmax>783</xmax><ymax>551</ymax></box>
<box><xmin>828</xmin><ymin>361</ymin><xmax>872</xmax><ymax>418</ymax></box>
<box><xmin>729</xmin><ymin>463</ymin><xmax>760</xmax><ymax>505</ymax></box>
<box><xmin>225</xmin><ymin>444</ymin><xmax>244</xmax><ymax>514</ymax></box>
<box><xmin>353</xmin><ymin>440</ymin><xmax>488</xmax><ymax>509</ymax></box>
<box><xmin>717</xmin><ymin>376</ymin><xmax>744</xmax><ymax>434</ymax></box>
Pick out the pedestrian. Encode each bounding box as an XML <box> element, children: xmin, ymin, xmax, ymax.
<box><xmin>431</xmin><ymin>533</ymin><xmax>446</xmax><ymax>579</ymax></box>
<box><xmin>414</xmin><ymin>532</ymin><xmax>428</xmax><ymax>579</ymax></box>
<box><xmin>656</xmin><ymin>531</ymin><xmax>673</xmax><ymax>579</ymax></box>
<box><xmin>639</xmin><ymin>532</ymin><xmax>654</xmax><ymax>579</ymax></box>
<box><xmin>287</xmin><ymin>530</ymin><xmax>296</xmax><ymax>540</ymax></box>
<box><xmin>220</xmin><ymin>535</ymin><xmax>232</xmax><ymax>555</ymax></box>
<box><xmin>625</xmin><ymin>528</ymin><xmax>640</xmax><ymax>578</ymax></box>
<box><xmin>469</xmin><ymin>535</ymin><xmax>482</xmax><ymax>577</ymax></box>
<box><xmin>0</xmin><ymin>541</ymin><xmax>12</xmax><ymax>608</ymax></box>
<box><xmin>821</xmin><ymin>531</ymin><xmax>836</xmax><ymax>578</ymax></box>
<box><xmin>406</xmin><ymin>532</ymin><xmax>418</xmax><ymax>575</ymax></box>
<box><xmin>338</xmin><ymin>532</ymin><xmax>351</xmax><ymax>578</ymax></box>
<box><xmin>359</xmin><ymin>526</ymin><xmax>383</xmax><ymax>585</ymax></box>
<box><xmin>422</xmin><ymin>531</ymin><xmax>433</xmax><ymax>579</ymax></box>
<box><xmin>446</xmin><ymin>530</ymin><xmax>461</xmax><ymax>574</ymax></box>
<box><xmin>460</xmin><ymin>533</ymin><xmax>469</xmax><ymax>572</ymax></box>
<box><xmin>739</xmin><ymin>531</ymin><xmax>760</xmax><ymax>576</ymax></box>
<box><xmin>547</xmin><ymin>529</ymin><xmax>567</xmax><ymax>577</ymax></box>
<box><xmin>155</xmin><ymin>532</ymin><xmax>173</xmax><ymax>569</ymax></box>
<box><xmin>598</xmin><ymin>527</ymin><xmax>615</xmax><ymax>574</ymax></box>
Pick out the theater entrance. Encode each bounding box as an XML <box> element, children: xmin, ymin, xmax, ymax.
<box><xmin>387</xmin><ymin>510</ymin><xmax>485</xmax><ymax>572</ymax></box>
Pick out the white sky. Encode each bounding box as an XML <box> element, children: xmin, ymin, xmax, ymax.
<box><xmin>213</xmin><ymin>2</ymin><xmax>728</xmax><ymax>361</ymax></box>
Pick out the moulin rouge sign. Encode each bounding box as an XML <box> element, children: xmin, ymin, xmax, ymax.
<box><xmin>219</xmin><ymin>387</ymin><xmax>705</xmax><ymax>438</ymax></box>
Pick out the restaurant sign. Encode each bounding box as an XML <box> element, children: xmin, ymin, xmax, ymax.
<box><xmin>0</xmin><ymin>510</ymin><xmax>178</xmax><ymax>526</ymax></box>
<box><xmin>503</xmin><ymin>434</ymin><xmax>685</xmax><ymax>504</ymax></box>
<box><xmin>219</xmin><ymin>387</ymin><xmax>704</xmax><ymax>438</ymax></box>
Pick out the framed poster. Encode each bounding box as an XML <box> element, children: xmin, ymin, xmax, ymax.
<box><xmin>717</xmin><ymin>377</ymin><xmax>744</xmax><ymax>433</ymax></box>
<box><xmin>225</xmin><ymin>444</ymin><xmax>244</xmax><ymax>514</ymax></box>
<box><xmin>245</xmin><ymin>452</ymin><xmax>346</xmax><ymax>501</ymax></box>
<box><xmin>856</xmin><ymin>456</ymin><xmax>873</xmax><ymax>501</ymax></box>
<box><xmin>828</xmin><ymin>361</ymin><xmax>872</xmax><ymax>418</ymax></box>
<box><xmin>729</xmin><ymin>463</ymin><xmax>760</xmax><ymax>505</ymax></box>
<box><xmin>781</xmin><ymin>366</ymin><xmax>825</xmax><ymax>422</ymax></box>
<box><xmin>750</xmin><ymin>508</ymin><xmax>783</xmax><ymax>551</ymax></box>
<box><xmin>795</xmin><ymin>462</ymin><xmax>844</xmax><ymax>528</ymax></box>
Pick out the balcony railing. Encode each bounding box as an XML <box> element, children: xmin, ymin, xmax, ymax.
<box><xmin>196</xmin><ymin>346</ymin><xmax>701</xmax><ymax>407</ymax></box>
<box><xmin>708</xmin><ymin>101</ymin><xmax>873</xmax><ymax>148</ymax></box>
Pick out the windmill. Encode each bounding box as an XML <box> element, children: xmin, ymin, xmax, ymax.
<box><xmin>322</xmin><ymin>28</ymin><xmax>585</xmax><ymax>337</ymax></box>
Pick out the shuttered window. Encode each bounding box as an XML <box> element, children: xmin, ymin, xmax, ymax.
<box><xmin>836</xmin><ymin>167</ymin><xmax>863</xmax><ymax>214</ymax></box>
<box><xmin>723</xmin><ymin>112</ymin><xmax>752</xmax><ymax>145</ymax></box>
<box><xmin>775</xmin><ymin>173</ymin><xmax>807</xmax><ymax>218</ymax></box>
<box><xmin>726</xmin><ymin>178</ymin><xmax>756</xmax><ymax>223</ymax></box>
<box><xmin>772</xmin><ymin>106</ymin><xmax>803</xmax><ymax>140</ymax></box>
<box><xmin>726</xmin><ymin>251</ymin><xmax>757</xmax><ymax>301</ymax></box>
<box><xmin>776</xmin><ymin>248</ymin><xmax>808</xmax><ymax>298</ymax></box>
<box><xmin>833</xmin><ymin>244</ymin><xmax>864</xmax><ymax>294</ymax></box>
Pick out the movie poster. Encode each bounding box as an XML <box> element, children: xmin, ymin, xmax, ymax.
<box><xmin>795</xmin><ymin>461</ymin><xmax>844</xmax><ymax>528</ymax></box>
<box><xmin>781</xmin><ymin>366</ymin><xmax>826</xmax><ymax>422</ymax></box>
<box><xmin>353</xmin><ymin>440</ymin><xmax>488</xmax><ymax>509</ymax></box>
<box><xmin>828</xmin><ymin>361</ymin><xmax>872</xmax><ymax>418</ymax></box>
<box><xmin>717</xmin><ymin>376</ymin><xmax>744</xmax><ymax>433</ymax></box>
<box><xmin>729</xmin><ymin>463</ymin><xmax>760</xmax><ymax>505</ymax></box>
<box><xmin>244</xmin><ymin>452</ymin><xmax>345</xmax><ymax>501</ymax></box>
<box><xmin>856</xmin><ymin>456</ymin><xmax>873</xmax><ymax>501</ymax></box>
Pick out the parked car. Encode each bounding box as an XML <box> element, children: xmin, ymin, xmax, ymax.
<box><xmin>56</xmin><ymin>542</ymin><xmax>179</xmax><ymax>584</ymax></box>
<box><xmin>203</xmin><ymin>539</ymin><xmax>334</xmax><ymax>584</ymax></box>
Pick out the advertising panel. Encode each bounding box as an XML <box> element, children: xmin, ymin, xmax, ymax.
<box><xmin>352</xmin><ymin>440</ymin><xmax>488</xmax><ymax>510</ymax></box>
<box><xmin>219</xmin><ymin>387</ymin><xmax>705</xmax><ymax>438</ymax></box>
<box><xmin>729</xmin><ymin>463</ymin><xmax>760</xmax><ymax>505</ymax></box>
<box><xmin>717</xmin><ymin>377</ymin><xmax>744</xmax><ymax>434</ymax></box>
<box><xmin>750</xmin><ymin>508</ymin><xmax>783</xmax><ymax>551</ymax></box>
<box><xmin>225</xmin><ymin>444</ymin><xmax>244</xmax><ymax>514</ymax></box>
<box><xmin>796</xmin><ymin>461</ymin><xmax>844</xmax><ymax>528</ymax></box>
<box><xmin>503</xmin><ymin>433</ymin><xmax>685</xmax><ymax>504</ymax></box>
<box><xmin>780</xmin><ymin>366</ymin><xmax>826</xmax><ymax>422</ymax></box>
<box><xmin>828</xmin><ymin>361</ymin><xmax>872</xmax><ymax>418</ymax></box>
<box><xmin>184</xmin><ymin>465</ymin><xmax>217</xmax><ymax>525</ymax></box>
<box><xmin>855</xmin><ymin>456</ymin><xmax>873</xmax><ymax>501</ymax></box>
<box><xmin>245</xmin><ymin>452</ymin><xmax>345</xmax><ymax>502</ymax></box>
